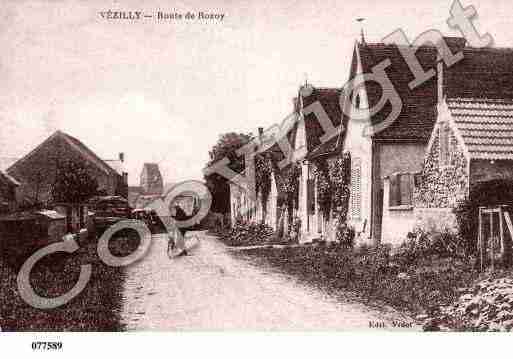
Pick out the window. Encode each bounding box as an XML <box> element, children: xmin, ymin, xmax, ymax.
<box><xmin>389</xmin><ymin>173</ymin><xmax>413</xmax><ymax>207</ymax></box>
<box><xmin>355</xmin><ymin>94</ymin><xmax>361</xmax><ymax>109</ymax></box>
<box><xmin>439</xmin><ymin>122</ymin><xmax>451</xmax><ymax>166</ymax></box>
<box><xmin>351</xmin><ymin>158</ymin><xmax>362</xmax><ymax>219</ymax></box>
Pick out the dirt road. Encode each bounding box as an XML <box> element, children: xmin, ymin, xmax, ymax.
<box><xmin>120</xmin><ymin>232</ymin><xmax>417</xmax><ymax>330</ymax></box>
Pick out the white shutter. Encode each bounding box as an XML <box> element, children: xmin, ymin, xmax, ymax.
<box><xmin>351</xmin><ymin>158</ymin><xmax>362</xmax><ymax>219</ymax></box>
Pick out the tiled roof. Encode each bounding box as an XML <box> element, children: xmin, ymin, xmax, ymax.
<box><xmin>448</xmin><ymin>98</ymin><xmax>513</xmax><ymax>160</ymax></box>
<box><xmin>354</xmin><ymin>42</ymin><xmax>440</xmax><ymax>140</ymax></box>
<box><xmin>63</xmin><ymin>132</ymin><xmax>121</xmax><ymax>176</ymax></box>
<box><xmin>445</xmin><ymin>47</ymin><xmax>513</xmax><ymax>100</ymax></box>
<box><xmin>301</xmin><ymin>87</ymin><xmax>343</xmax><ymax>152</ymax></box>
<box><xmin>7</xmin><ymin>131</ymin><xmax>120</xmax><ymax>177</ymax></box>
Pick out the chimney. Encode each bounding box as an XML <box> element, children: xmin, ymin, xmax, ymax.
<box><xmin>119</xmin><ymin>152</ymin><xmax>124</xmax><ymax>162</ymax></box>
<box><xmin>258</xmin><ymin>127</ymin><xmax>264</xmax><ymax>137</ymax></box>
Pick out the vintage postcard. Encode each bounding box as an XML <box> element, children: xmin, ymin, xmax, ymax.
<box><xmin>1</xmin><ymin>0</ymin><xmax>513</xmax><ymax>353</ymax></box>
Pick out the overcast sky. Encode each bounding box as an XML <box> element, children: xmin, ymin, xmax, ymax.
<box><xmin>1</xmin><ymin>0</ymin><xmax>512</xmax><ymax>185</ymax></box>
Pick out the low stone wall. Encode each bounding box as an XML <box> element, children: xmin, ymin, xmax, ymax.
<box><xmin>413</xmin><ymin>207</ymin><xmax>458</xmax><ymax>234</ymax></box>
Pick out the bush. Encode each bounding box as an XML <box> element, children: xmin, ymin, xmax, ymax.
<box><xmin>395</xmin><ymin>229</ymin><xmax>465</xmax><ymax>267</ymax></box>
<box><xmin>219</xmin><ymin>221</ymin><xmax>275</xmax><ymax>246</ymax></box>
<box><xmin>334</xmin><ymin>221</ymin><xmax>355</xmax><ymax>248</ymax></box>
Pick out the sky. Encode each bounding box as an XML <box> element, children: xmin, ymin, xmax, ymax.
<box><xmin>1</xmin><ymin>0</ymin><xmax>512</xmax><ymax>185</ymax></box>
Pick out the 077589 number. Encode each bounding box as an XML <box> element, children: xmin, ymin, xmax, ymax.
<box><xmin>32</xmin><ymin>342</ymin><xmax>63</xmax><ymax>350</ymax></box>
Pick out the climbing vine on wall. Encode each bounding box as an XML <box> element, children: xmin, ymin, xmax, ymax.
<box><xmin>276</xmin><ymin>162</ymin><xmax>301</xmax><ymax>209</ymax></box>
<box><xmin>311</xmin><ymin>159</ymin><xmax>332</xmax><ymax>217</ymax></box>
<box><xmin>328</xmin><ymin>152</ymin><xmax>351</xmax><ymax>222</ymax></box>
<box><xmin>254</xmin><ymin>153</ymin><xmax>273</xmax><ymax>209</ymax></box>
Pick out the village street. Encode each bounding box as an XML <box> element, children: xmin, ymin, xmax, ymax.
<box><xmin>120</xmin><ymin>232</ymin><xmax>418</xmax><ymax>331</ymax></box>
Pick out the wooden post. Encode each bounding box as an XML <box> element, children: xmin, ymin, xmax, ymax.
<box><xmin>478</xmin><ymin>207</ymin><xmax>483</xmax><ymax>272</ymax></box>
<box><xmin>499</xmin><ymin>206</ymin><xmax>505</xmax><ymax>258</ymax></box>
<box><xmin>490</xmin><ymin>211</ymin><xmax>495</xmax><ymax>271</ymax></box>
<box><xmin>504</xmin><ymin>209</ymin><xmax>513</xmax><ymax>267</ymax></box>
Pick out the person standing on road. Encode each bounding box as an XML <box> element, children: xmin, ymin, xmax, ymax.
<box><xmin>170</xmin><ymin>203</ymin><xmax>190</xmax><ymax>256</ymax></box>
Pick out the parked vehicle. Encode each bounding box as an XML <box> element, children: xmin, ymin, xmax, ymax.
<box><xmin>88</xmin><ymin>196</ymin><xmax>131</xmax><ymax>234</ymax></box>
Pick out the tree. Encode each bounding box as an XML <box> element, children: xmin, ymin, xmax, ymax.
<box><xmin>51</xmin><ymin>161</ymin><xmax>99</xmax><ymax>204</ymax></box>
<box><xmin>204</xmin><ymin>132</ymin><xmax>251</xmax><ymax>214</ymax></box>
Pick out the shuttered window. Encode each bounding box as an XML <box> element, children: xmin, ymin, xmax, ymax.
<box><xmin>389</xmin><ymin>173</ymin><xmax>413</xmax><ymax>207</ymax></box>
<box><xmin>351</xmin><ymin>158</ymin><xmax>362</xmax><ymax>219</ymax></box>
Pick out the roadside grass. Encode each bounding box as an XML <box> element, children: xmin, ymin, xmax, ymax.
<box><xmin>232</xmin><ymin>243</ymin><xmax>480</xmax><ymax>319</ymax></box>
<box><xmin>0</xmin><ymin>231</ymin><xmax>139</xmax><ymax>331</ymax></box>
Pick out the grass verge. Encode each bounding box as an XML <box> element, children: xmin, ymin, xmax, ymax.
<box><xmin>0</xmin><ymin>231</ymin><xmax>139</xmax><ymax>331</ymax></box>
<box><xmin>232</xmin><ymin>243</ymin><xmax>481</xmax><ymax>320</ymax></box>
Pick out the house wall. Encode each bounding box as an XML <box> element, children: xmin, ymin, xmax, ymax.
<box><xmin>8</xmin><ymin>135</ymin><xmax>119</xmax><ymax>204</ymax></box>
<box><xmin>344</xmin><ymin>108</ymin><xmax>373</xmax><ymax>243</ymax></box>
<box><xmin>374</xmin><ymin>142</ymin><xmax>426</xmax><ymax>242</ymax></box>
<box><xmin>264</xmin><ymin>174</ymin><xmax>278</xmax><ymax>230</ymax></box>
<box><xmin>381</xmin><ymin>178</ymin><xmax>416</xmax><ymax>246</ymax></box>
<box><xmin>343</xmin><ymin>45</ymin><xmax>373</xmax><ymax>244</ymax></box>
<box><xmin>413</xmin><ymin>124</ymin><xmax>468</xmax><ymax>233</ymax></box>
<box><xmin>378</xmin><ymin>143</ymin><xmax>425</xmax><ymax>179</ymax></box>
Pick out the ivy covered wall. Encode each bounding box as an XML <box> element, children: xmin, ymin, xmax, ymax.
<box><xmin>413</xmin><ymin>125</ymin><xmax>468</xmax><ymax>209</ymax></box>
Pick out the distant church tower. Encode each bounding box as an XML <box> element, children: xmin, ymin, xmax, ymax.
<box><xmin>140</xmin><ymin>163</ymin><xmax>163</xmax><ymax>195</ymax></box>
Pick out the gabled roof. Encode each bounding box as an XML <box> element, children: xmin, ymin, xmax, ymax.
<box><xmin>7</xmin><ymin>131</ymin><xmax>120</xmax><ymax>176</ymax></box>
<box><xmin>302</xmin><ymin>87</ymin><xmax>347</xmax><ymax>160</ymax></box>
<box><xmin>300</xmin><ymin>86</ymin><xmax>344</xmax><ymax>154</ymax></box>
<box><xmin>447</xmin><ymin>98</ymin><xmax>513</xmax><ymax>160</ymax></box>
<box><xmin>353</xmin><ymin>41</ymin><xmax>440</xmax><ymax>141</ymax></box>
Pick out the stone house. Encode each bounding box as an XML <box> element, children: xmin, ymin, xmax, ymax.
<box><xmin>344</xmin><ymin>38</ymin><xmax>467</xmax><ymax>246</ymax></box>
<box><xmin>410</xmin><ymin>45</ymin><xmax>513</xmax><ymax>238</ymax></box>
<box><xmin>6</xmin><ymin>130</ymin><xmax>128</xmax><ymax>206</ymax></box>
<box><xmin>0</xmin><ymin>170</ymin><xmax>20</xmax><ymax>214</ymax></box>
<box><xmin>229</xmin><ymin>109</ymin><xmax>298</xmax><ymax>229</ymax></box>
<box><xmin>381</xmin><ymin>43</ymin><xmax>513</xmax><ymax>246</ymax></box>
<box><xmin>294</xmin><ymin>86</ymin><xmax>346</xmax><ymax>242</ymax></box>
<box><xmin>230</xmin><ymin>85</ymin><xmax>346</xmax><ymax>243</ymax></box>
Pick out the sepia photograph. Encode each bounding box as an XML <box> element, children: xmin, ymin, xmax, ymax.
<box><xmin>1</xmin><ymin>0</ymin><xmax>513</xmax><ymax>356</ymax></box>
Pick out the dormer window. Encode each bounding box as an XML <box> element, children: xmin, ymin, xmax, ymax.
<box><xmin>439</xmin><ymin>122</ymin><xmax>451</xmax><ymax>166</ymax></box>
